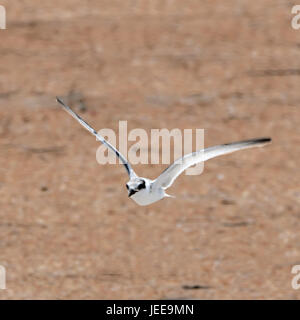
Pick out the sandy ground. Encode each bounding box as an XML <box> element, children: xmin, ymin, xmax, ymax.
<box><xmin>0</xmin><ymin>0</ymin><xmax>300</xmax><ymax>299</ymax></box>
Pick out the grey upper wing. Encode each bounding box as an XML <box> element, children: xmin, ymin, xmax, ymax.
<box><xmin>56</xmin><ymin>97</ymin><xmax>137</xmax><ymax>178</ymax></box>
<box><xmin>153</xmin><ymin>137</ymin><xmax>271</xmax><ymax>189</ymax></box>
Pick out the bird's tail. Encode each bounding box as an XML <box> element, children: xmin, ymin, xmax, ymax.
<box><xmin>165</xmin><ymin>193</ymin><xmax>175</xmax><ymax>198</ymax></box>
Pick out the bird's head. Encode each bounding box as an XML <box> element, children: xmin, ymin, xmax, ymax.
<box><xmin>126</xmin><ymin>179</ymin><xmax>146</xmax><ymax>197</ymax></box>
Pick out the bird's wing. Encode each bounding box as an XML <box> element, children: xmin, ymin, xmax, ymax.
<box><xmin>56</xmin><ymin>97</ymin><xmax>137</xmax><ymax>178</ymax></box>
<box><xmin>153</xmin><ymin>137</ymin><xmax>271</xmax><ymax>190</ymax></box>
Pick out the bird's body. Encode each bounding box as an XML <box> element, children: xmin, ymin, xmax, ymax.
<box><xmin>127</xmin><ymin>178</ymin><xmax>158</xmax><ymax>206</ymax></box>
<box><xmin>57</xmin><ymin>97</ymin><xmax>271</xmax><ymax>206</ymax></box>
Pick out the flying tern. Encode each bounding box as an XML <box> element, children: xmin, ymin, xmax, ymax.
<box><xmin>57</xmin><ymin>97</ymin><xmax>271</xmax><ymax>206</ymax></box>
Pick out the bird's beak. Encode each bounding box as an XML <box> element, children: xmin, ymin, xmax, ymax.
<box><xmin>128</xmin><ymin>189</ymin><xmax>136</xmax><ymax>197</ymax></box>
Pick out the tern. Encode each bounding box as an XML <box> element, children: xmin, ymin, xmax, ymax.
<box><xmin>57</xmin><ymin>97</ymin><xmax>271</xmax><ymax>206</ymax></box>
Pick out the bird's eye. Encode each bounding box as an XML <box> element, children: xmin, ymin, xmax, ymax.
<box><xmin>126</xmin><ymin>184</ymin><xmax>129</xmax><ymax>190</ymax></box>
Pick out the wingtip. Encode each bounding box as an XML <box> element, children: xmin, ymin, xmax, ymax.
<box><xmin>56</xmin><ymin>96</ymin><xmax>64</xmax><ymax>106</ymax></box>
<box><xmin>256</xmin><ymin>137</ymin><xmax>272</xmax><ymax>144</ymax></box>
<box><xmin>224</xmin><ymin>137</ymin><xmax>272</xmax><ymax>148</ymax></box>
<box><xmin>242</xmin><ymin>137</ymin><xmax>271</xmax><ymax>145</ymax></box>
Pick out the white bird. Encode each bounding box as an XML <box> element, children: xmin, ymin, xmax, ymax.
<box><xmin>57</xmin><ymin>97</ymin><xmax>271</xmax><ymax>206</ymax></box>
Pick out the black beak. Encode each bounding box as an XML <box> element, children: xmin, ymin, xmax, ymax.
<box><xmin>128</xmin><ymin>189</ymin><xmax>136</xmax><ymax>197</ymax></box>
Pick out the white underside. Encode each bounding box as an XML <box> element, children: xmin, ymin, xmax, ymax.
<box><xmin>130</xmin><ymin>187</ymin><xmax>165</xmax><ymax>206</ymax></box>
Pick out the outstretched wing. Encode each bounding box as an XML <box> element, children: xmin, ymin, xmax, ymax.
<box><xmin>56</xmin><ymin>97</ymin><xmax>137</xmax><ymax>178</ymax></box>
<box><xmin>153</xmin><ymin>137</ymin><xmax>271</xmax><ymax>189</ymax></box>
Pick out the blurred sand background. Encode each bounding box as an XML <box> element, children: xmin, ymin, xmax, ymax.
<box><xmin>0</xmin><ymin>0</ymin><xmax>300</xmax><ymax>299</ymax></box>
